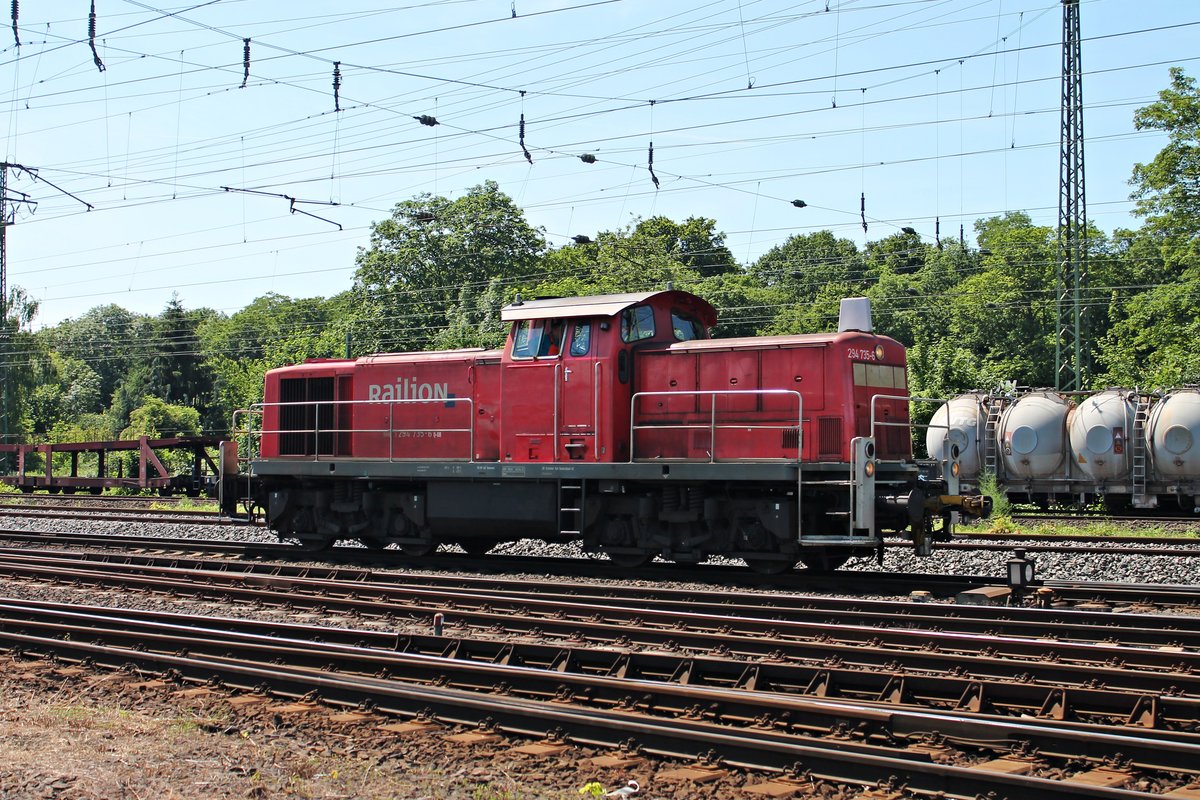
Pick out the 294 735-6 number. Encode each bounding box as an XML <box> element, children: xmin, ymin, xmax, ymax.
<box><xmin>847</xmin><ymin>348</ymin><xmax>876</xmax><ymax>361</ymax></box>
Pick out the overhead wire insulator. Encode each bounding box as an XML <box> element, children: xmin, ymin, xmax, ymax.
<box><xmin>240</xmin><ymin>38</ymin><xmax>250</xmax><ymax>89</ymax></box>
<box><xmin>11</xmin><ymin>0</ymin><xmax>18</xmax><ymax>47</ymax></box>
<box><xmin>579</xmin><ymin>153</ymin><xmax>596</xmax><ymax>164</ymax></box>
<box><xmin>332</xmin><ymin>61</ymin><xmax>341</xmax><ymax>112</ymax></box>
<box><xmin>791</xmin><ymin>199</ymin><xmax>806</xmax><ymax>208</ymax></box>
<box><xmin>935</xmin><ymin>217</ymin><xmax>943</xmax><ymax>250</ymax></box>
<box><xmin>519</xmin><ymin>113</ymin><xmax>532</xmax><ymax>165</ymax></box>
<box><xmin>860</xmin><ymin>192</ymin><xmax>867</xmax><ymax>235</ymax></box>
<box><xmin>648</xmin><ymin>141</ymin><xmax>660</xmax><ymax>190</ymax></box>
<box><xmin>88</xmin><ymin>0</ymin><xmax>105</xmax><ymax>72</ymax></box>
<box><xmin>414</xmin><ymin>115</ymin><xmax>439</xmax><ymax>127</ymax></box>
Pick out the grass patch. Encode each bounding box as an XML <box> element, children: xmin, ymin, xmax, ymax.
<box><xmin>149</xmin><ymin>497</ymin><xmax>217</xmax><ymax>512</ymax></box>
<box><xmin>956</xmin><ymin>517</ymin><xmax>1196</xmax><ymax>538</ymax></box>
<box><xmin>976</xmin><ymin>471</ymin><xmax>1011</xmax><ymax>519</ymax></box>
<box><xmin>470</xmin><ymin>784</ymin><xmax>518</xmax><ymax>800</ymax></box>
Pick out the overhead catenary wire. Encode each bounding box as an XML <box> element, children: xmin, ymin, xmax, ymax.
<box><xmin>0</xmin><ymin>2</ymin><xmax>1190</xmax><ymax>328</ymax></box>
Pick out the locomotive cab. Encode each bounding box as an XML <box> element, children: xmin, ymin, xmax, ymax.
<box><xmin>498</xmin><ymin>291</ymin><xmax>717</xmax><ymax>464</ymax></box>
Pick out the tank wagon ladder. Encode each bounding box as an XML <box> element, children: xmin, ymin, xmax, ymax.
<box><xmin>982</xmin><ymin>395</ymin><xmax>1007</xmax><ymax>479</ymax></box>
<box><xmin>1131</xmin><ymin>391</ymin><xmax>1151</xmax><ymax>507</ymax></box>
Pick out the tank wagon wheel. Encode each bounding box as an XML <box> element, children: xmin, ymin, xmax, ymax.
<box><xmin>798</xmin><ymin>553</ymin><xmax>851</xmax><ymax>572</ymax></box>
<box><xmin>89</xmin><ymin>487</ymin><xmax>103</xmax><ymax>496</ymax></box>
<box><xmin>62</xmin><ymin>488</ymin><xmax>77</xmax><ymax>496</ymax></box>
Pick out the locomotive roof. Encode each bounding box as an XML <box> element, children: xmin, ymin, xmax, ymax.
<box><xmin>501</xmin><ymin>289</ymin><xmax>717</xmax><ymax>325</ymax></box>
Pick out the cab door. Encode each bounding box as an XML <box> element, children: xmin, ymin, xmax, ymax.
<box><xmin>558</xmin><ymin>320</ymin><xmax>600</xmax><ymax>461</ymax></box>
<box><xmin>501</xmin><ymin>319</ymin><xmax>560</xmax><ymax>462</ymax></box>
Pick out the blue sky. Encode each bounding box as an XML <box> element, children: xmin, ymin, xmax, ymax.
<box><xmin>1</xmin><ymin>0</ymin><xmax>1195</xmax><ymax>327</ymax></box>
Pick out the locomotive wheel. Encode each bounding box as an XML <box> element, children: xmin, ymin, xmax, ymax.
<box><xmin>458</xmin><ymin>540</ymin><xmax>494</xmax><ymax>556</ymax></box>
<box><xmin>400</xmin><ymin>541</ymin><xmax>438</xmax><ymax>558</ymax></box>
<box><xmin>360</xmin><ymin>536</ymin><xmax>389</xmax><ymax>550</ymax></box>
<box><xmin>799</xmin><ymin>553</ymin><xmax>850</xmax><ymax>572</ymax></box>
<box><xmin>744</xmin><ymin>556</ymin><xmax>795</xmax><ymax>575</ymax></box>
<box><xmin>294</xmin><ymin>535</ymin><xmax>332</xmax><ymax>552</ymax></box>
<box><xmin>605</xmin><ymin>550</ymin><xmax>654</xmax><ymax>569</ymax></box>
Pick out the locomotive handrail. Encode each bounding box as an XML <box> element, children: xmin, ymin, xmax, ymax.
<box><xmin>868</xmin><ymin>393</ymin><xmax>957</xmax><ymax>446</ymax></box>
<box><xmin>629</xmin><ymin>389</ymin><xmax>803</xmax><ymax>464</ymax></box>
<box><xmin>248</xmin><ymin>397</ymin><xmax>476</xmax><ymax>462</ymax></box>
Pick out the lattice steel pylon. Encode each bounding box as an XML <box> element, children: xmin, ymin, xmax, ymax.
<box><xmin>1056</xmin><ymin>0</ymin><xmax>1087</xmax><ymax>391</ymax></box>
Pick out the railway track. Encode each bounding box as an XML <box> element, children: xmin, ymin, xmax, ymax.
<box><xmin>3</xmin><ymin>560</ymin><xmax>1200</xmax><ymax>797</ymax></box>
<box><xmin>0</xmin><ymin>506</ymin><xmax>238</xmax><ymax>526</ymax></box>
<box><xmin>2</xmin><ymin>527</ymin><xmax>1200</xmax><ymax>608</ymax></box>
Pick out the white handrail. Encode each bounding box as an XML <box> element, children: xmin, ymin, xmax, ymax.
<box><xmin>629</xmin><ymin>389</ymin><xmax>803</xmax><ymax>463</ymax></box>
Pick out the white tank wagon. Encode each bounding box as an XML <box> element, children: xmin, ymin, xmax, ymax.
<box><xmin>925</xmin><ymin>393</ymin><xmax>987</xmax><ymax>479</ymax></box>
<box><xmin>999</xmin><ymin>392</ymin><xmax>1071</xmax><ymax>482</ymax></box>
<box><xmin>925</xmin><ymin>388</ymin><xmax>1200</xmax><ymax>512</ymax></box>
<box><xmin>1069</xmin><ymin>390</ymin><xmax>1135</xmax><ymax>484</ymax></box>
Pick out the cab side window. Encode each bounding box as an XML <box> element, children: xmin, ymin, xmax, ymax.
<box><xmin>620</xmin><ymin>305</ymin><xmax>655</xmax><ymax>343</ymax></box>
<box><xmin>511</xmin><ymin>320</ymin><xmax>543</xmax><ymax>359</ymax></box>
<box><xmin>569</xmin><ymin>321</ymin><xmax>591</xmax><ymax>356</ymax></box>
<box><xmin>539</xmin><ymin>319</ymin><xmax>566</xmax><ymax>357</ymax></box>
<box><xmin>671</xmin><ymin>311</ymin><xmax>706</xmax><ymax>341</ymax></box>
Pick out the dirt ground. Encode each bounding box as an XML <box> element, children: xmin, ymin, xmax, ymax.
<box><xmin>0</xmin><ymin>654</ymin><xmax>821</xmax><ymax>800</ymax></box>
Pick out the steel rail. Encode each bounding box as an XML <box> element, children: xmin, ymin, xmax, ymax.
<box><xmin>1</xmin><ymin>551</ymin><xmax>1199</xmax><ymax>699</ymax></box>
<box><xmin>3</xmin><ymin>528</ymin><xmax>1200</xmax><ymax>608</ymax></box>
<box><xmin>0</xmin><ymin>600</ymin><xmax>1195</xmax><ymax>797</ymax></box>
<box><xmin>4</xmin><ymin>596</ymin><xmax>1197</xmax><ymax>735</ymax></box>
<box><xmin>4</xmin><ymin>545</ymin><xmax>1200</xmax><ymax>650</ymax></box>
<box><xmin>0</xmin><ymin>508</ymin><xmax>241</xmax><ymax>525</ymax></box>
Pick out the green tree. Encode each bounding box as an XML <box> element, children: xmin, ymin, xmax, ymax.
<box><xmin>632</xmin><ymin>216</ymin><xmax>739</xmax><ymax>276</ymax></box>
<box><xmin>25</xmin><ymin>353</ymin><xmax>103</xmax><ymax>436</ymax></box>
<box><xmin>47</xmin><ymin>304</ymin><xmax>150</xmax><ymax>408</ymax></box>
<box><xmin>749</xmin><ymin>231</ymin><xmax>864</xmax><ymax>332</ymax></box>
<box><xmin>1</xmin><ymin>287</ymin><xmax>40</xmax><ymax>448</ymax></box>
<box><xmin>535</xmin><ymin>220</ymin><xmax>705</xmax><ymax>299</ymax></box>
<box><xmin>1095</xmin><ymin>69</ymin><xmax>1200</xmax><ymax>386</ymax></box>
<box><xmin>1130</xmin><ymin>67</ymin><xmax>1200</xmax><ymax>243</ymax></box>
<box><xmin>750</xmin><ymin>231</ymin><xmax>862</xmax><ymax>295</ymax></box>
<box><xmin>120</xmin><ymin>396</ymin><xmax>201</xmax><ymax>439</ymax></box>
<box><xmin>1096</xmin><ymin>271</ymin><xmax>1200</xmax><ymax>387</ymax></box>
<box><xmin>353</xmin><ymin>181</ymin><xmax>546</xmax><ymax>352</ymax></box>
<box><xmin>198</xmin><ymin>292</ymin><xmax>347</xmax><ymax>430</ymax></box>
<box><xmin>149</xmin><ymin>295</ymin><xmax>216</xmax><ymax>410</ymax></box>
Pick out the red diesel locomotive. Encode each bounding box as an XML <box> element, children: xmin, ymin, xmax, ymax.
<box><xmin>228</xmin><ymin>289</ymin><xmax>986</xmax><ymax>573</ymax></box>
